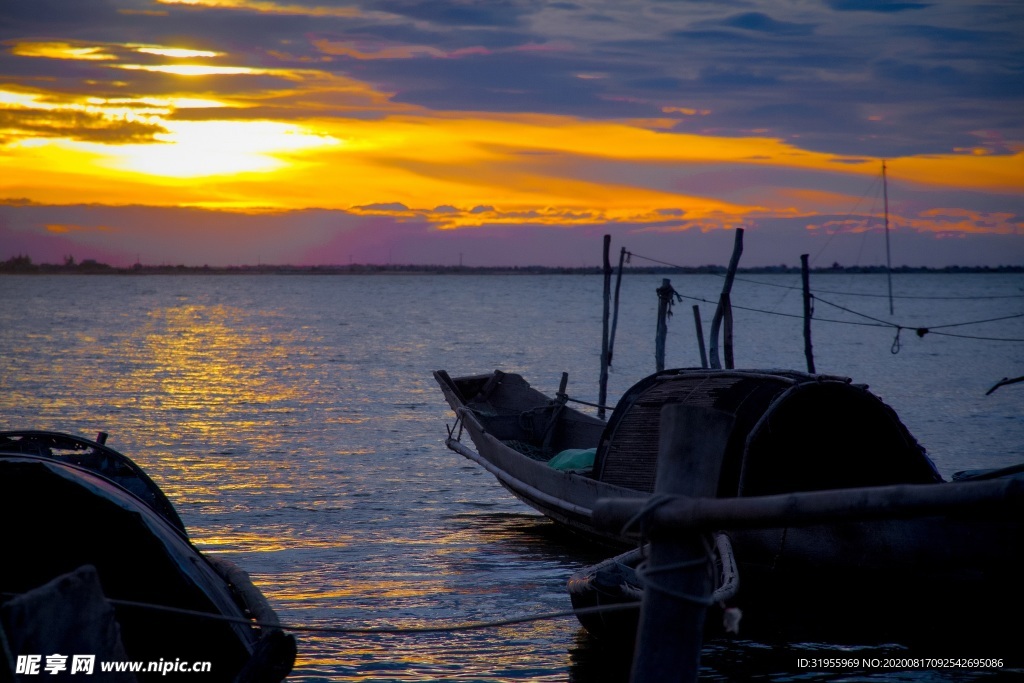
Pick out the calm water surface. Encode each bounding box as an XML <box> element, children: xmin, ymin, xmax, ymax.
<box><xmin>1</xmin><ymin>272</ymin><xmax>1022</xmax><ymax>682</ymax></box>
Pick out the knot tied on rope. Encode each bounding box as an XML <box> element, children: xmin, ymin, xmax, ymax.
<box><xmin>656</xmin><ymin>282</ymin><xmax>683</xmax><ymax>318</ymax></box>
<box><xmin>891</xmin><ymin>327</ymin><xmax>902</xmax><ymax>354</ymax></box>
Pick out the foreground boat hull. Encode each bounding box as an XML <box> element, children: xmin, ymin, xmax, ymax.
<box><xmin>0</xmin><ymin>433</ymin><xmax>295</xmax><ymax>681</ymax></box>
<box><xmin>570</xmin><ymin>501</ymin><xmax>1024</xmax><ymax>649</ymax></box>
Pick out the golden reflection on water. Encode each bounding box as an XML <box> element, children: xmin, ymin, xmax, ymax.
<box><xmin>195</xmin><ymin>530</ymin><xmax>355</xmax><ymax>553</ymax></box>
<box><xmin>134</xmin><ymin>303</ymin><xmax>303</xmax><ymax>423</ymax></box>
<box><xmin>291</xmin><ymin>622</ymin><xmax>577</xmax><ymax>681</ymax></box>
<box><xmin>101</xmin><ymin>302</ymin><xmax>325</xmax><ymax>504</ymax></box>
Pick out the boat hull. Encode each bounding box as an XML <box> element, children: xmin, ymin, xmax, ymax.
<box><xmin>0</xmin><ymin>449</ymin><xmax>295</xmax><ymax>680</ymax></box>
<box><xmin>437</xmin><ymin>369</ymin><xmax>648</xmax><ymax>545</ymax></box>
<box><xmin>569</xmin><ymin>501</ymin><xmax>1024</xmax><ymax>649</ymax></box>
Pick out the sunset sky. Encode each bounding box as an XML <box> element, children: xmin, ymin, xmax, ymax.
<box><xmin>1</xmin><ymin>0</ymin><xmax>1021</xmax><ymax>267</ymax></box>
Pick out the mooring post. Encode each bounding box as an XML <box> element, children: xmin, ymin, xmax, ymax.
<box><xmin>630</xmin><ymin>404</ymin><xmax>734</xmax><ymax>683</ymax></box>
<box><xmin>599</xmin><ymin>235</ymin><xmax>612</xmax><ymax>419</ymax></box>
<box><xmin>655</xmin><ymin>278</ymin><xmax>672</xmax><ymax>372</ymax></box>
<box><xmin>606</xmin><ymin>246</ymin><xmax>622</xmax><ymax>368</ymax></box>
<box><xmin>801</xmin><ymin>254</ymin><xmax>816</xmax><ymax>374</ymax></box>
<box><xmin>691</xmin><ymin>305</ymin><xmax>708</xmax><ymax>369</ymax></box>
<box><xmin>722</xmin><ymin>292</ymin><xmax>734</xmax><ymax>369</ymax></box>
<box><xmin>708</xmin><ymin>228</ymin><xmax>744</xmax><ymax>370</ymax></box>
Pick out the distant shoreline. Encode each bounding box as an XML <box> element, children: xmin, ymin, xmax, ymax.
<box><xmin>1</xmin><ymin>258</ymin><xmax>1021</xmax><ymax>276</ymax></box>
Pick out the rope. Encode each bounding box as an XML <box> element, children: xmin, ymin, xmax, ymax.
<box><xmin>673</xmin><ymin>291</ymin><xmax>891</xmax><ymax>328</ymax></box>
<box><xmin>814</xmin><ymin>297</ymin><xmax>1024</xmax><ymax>331</ymax></box>
<box><xmin>627</xmin><ymin>533</ymin><xmax>738</xmax><ymax>607</ymax></box>
<box><xmin>619</xmin><ymin>493</ymin><xmax>678</xmax><ymax>537</ymax></box>
<box><xmin>657</xmin><ymin>279</ymin><xmax>683</xmax><ymax>318</ymax></box>
<box><xmin>925</xmin><ymin>312</ymin><xmax>1024</xmax><ymax>330</ymax></box>
<box><xmin>812</xmin><ymin>297</ymin><xmax>1024</xmax><ymax>345</ymax></box>
<box><xmin>564</xmin><ymin>396</ymin><xmax>614</xmax><ymax>411</ymax></box>
<box><xmin>624</xmin><ymin>250</ymin><xmax>1023</xmax><ymax>301</ymax></box>
<box><xmin>813</xmin><ymin>296</ymin><xmax>895</xmax><ymax>327</ymax></box>
<box><xmin>1</xmin><ymin>590</ymin><xmax>639</xmax><ymax>637</ymax></box>
<box><xmin>924</xmin><ymin>330</ymin><xmax>1024</xmax><ymax>342</ymax></box>
<box><xmin>624</xmin><ymin>250</ymin><xmax>1024</xmax><ymax>342</ymax></box>
<box><xmin>612</xmin><ymin>496</ymin><xmax>736</xmax><ymax>607</ymax></box>
<box><xmin>634</xmin><ymin>286</ymin><xmax>1024</xmax><ymax>350</ymax></box>
<box><xmin>634</xmin><ymin>553</ymin><xmax>716</xmax><ymax>607</ymax></box>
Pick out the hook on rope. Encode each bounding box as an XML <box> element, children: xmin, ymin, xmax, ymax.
<box><xmin>891</xmin><ymin>327</ymin><xmax>902</xmax><ymax>354</ymax></box>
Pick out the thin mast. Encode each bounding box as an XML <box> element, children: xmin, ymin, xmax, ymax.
<box><xmin>882</xmin><ymin>160</ymin><xmax>893</xmax><ymax>314</ymax></box>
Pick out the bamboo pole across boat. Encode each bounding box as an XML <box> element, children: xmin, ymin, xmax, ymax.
<box><xmin>594</xmin><ymin>471</ymin><xmax>1024</xmax><ymax>535</ymax></box>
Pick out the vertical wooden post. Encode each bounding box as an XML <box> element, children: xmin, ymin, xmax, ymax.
<box><xmin>882</xmin><ymin>161</ymin><xmax>894</xmax><ymax>315</ymax></box>
<box><xmin>608</xmin><ymin>246</ymin><xmax>627</xmax><ymax>369</ymax></box>
<box><xmin>708</xmin><ymin>228</ymin><xmax>744</xmax><ymax>370</ymax></box>
<box><xmin>599</xmin><ymin>235</ymin><xmax>612</xmax><ymax>419</ymax></box>
<box><xmin>722</xmin><ymin>292</ymin><xmax>734</xmax><ymax>369</ymax></box>
<box><xmin>801</xmin><ymin>254</ymin><xmax>816</xmax><ymax>374</ymax></box>
<box><xmin>543</xmin><ymin>372</ymin><xmax>570</xmax><ymax>452</ymax></box>
<box><xmin>691</xmin><ymin>305</ymin><xmax>708</xmax><ymax>369</ymax></box>
<box><xmin>655</xmin><ymin>278</ymin><xmax>672</xmax><ymax>372</ymax></box>
<box><xmin>630</xmin><ymin>405</ymin><xmax>734</xmax><ymax>683</ymax></box>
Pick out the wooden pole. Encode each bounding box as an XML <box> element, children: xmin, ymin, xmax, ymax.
<box><xmin>543</xmin><ymin>372</ymin><xmax>570</xmax><ymax>452</ymax></box>
<box><xmin>608</xmin><ymin>246</ymin><xmax>626</xmax><ymax>369</ymax></box>
<box><xmin>594</xmin><ymin>476</ymin><xmax>1023</xmax><ymax>535</ymax></box>
<box><xmin>599</xmin><ymin>235</ymin><xmax>612</xmax><ymax>419</ymax></box>
<box><xmin>722</xmin><ymin>292</ymin><xmax>734</xmax><ymax>369</ymax></box>
<box><xmin>708</xmin><ymin>228</ymin><xmax>744</xmax><ymax>370</ymax></box>
<box><xmin>629</xmin><ymin>405</ymin><xmax>735</xmax><ymax>683</ymax></box>
<box><xmin>882</xmin><ymin>161</ymin><xmax>894</xmax><ymax>315</ymax></box>
<box><xmin>691</xmin><ymin>305</ymin><xmax>708</xmax><ymax>369</ymax></box>
<box><xmin>801</xmin><ymin>254</ymin><xmax>815</xmax><ymax>374</ymax></box>
<box><xmin>655</xmin><ymin>278</ymin><xmax>672</xmax><ymax>372</ymax></box>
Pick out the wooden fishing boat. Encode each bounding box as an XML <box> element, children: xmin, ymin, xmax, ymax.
<box><xmin>435</xmin><ymin>368</ymin><xmax>1024</xmax><ymax>649</ymax></box>
<box><xmin>0</xmin><ymin>430</ymin><xmax>295</xmax><ymax>682</ymax></box>
<box><xmin>435</xmin><ymin>369</ymin><xmax>642</xmax><ymax>546</ymax></box>
<box><xmin>435</xmin><ymin>367</ymin><xmax>941</xmax><ymax>545</ymax></box>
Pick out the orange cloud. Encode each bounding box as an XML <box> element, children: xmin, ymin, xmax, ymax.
<box><xmin>910</xmin><ymin>208</ymin><xmax>1021</xmax><ymax>235</ymax></box>
<box><xmin>807</xmin><ymin>208</ymin><xmax>1021</xmax><ymax>236</ymax></box>
<box><xmin>45</xmin><ymin>223</ymin><xmax>111</xmax><ymax>234</ymax></box>
<box><xmin>895</xmin><ymin>153</ymin><xmax>1024</xmax><ymax>193</ymax></box>
<box><xmin>662</xmin><ymin>106</ymin><xmax>711</xmax><ymax>116</ymax></box>
<box><xmin>770</xmin><ymin>188</ymin><xmax>867</xmax><ymax>215</ymax></box>
<box><xmin>9</xmin><ymin>41</ymin><xmax>116</xmax><ymax>61</ymax></box>
<box><xmin>313</xmin><ymin>40</ymin><xmax>445</xmax><ymax>60</ymax></box>
<box><xmin>154</xmin><ymin>0</ymin><xmax>367</xmax><ymax>17</ymax></box>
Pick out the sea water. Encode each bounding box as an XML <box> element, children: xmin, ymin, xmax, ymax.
<box><xmin>1</xmin><ymin>272</ymin><xmax>1022</xmax><ymax>682</ymax></box>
